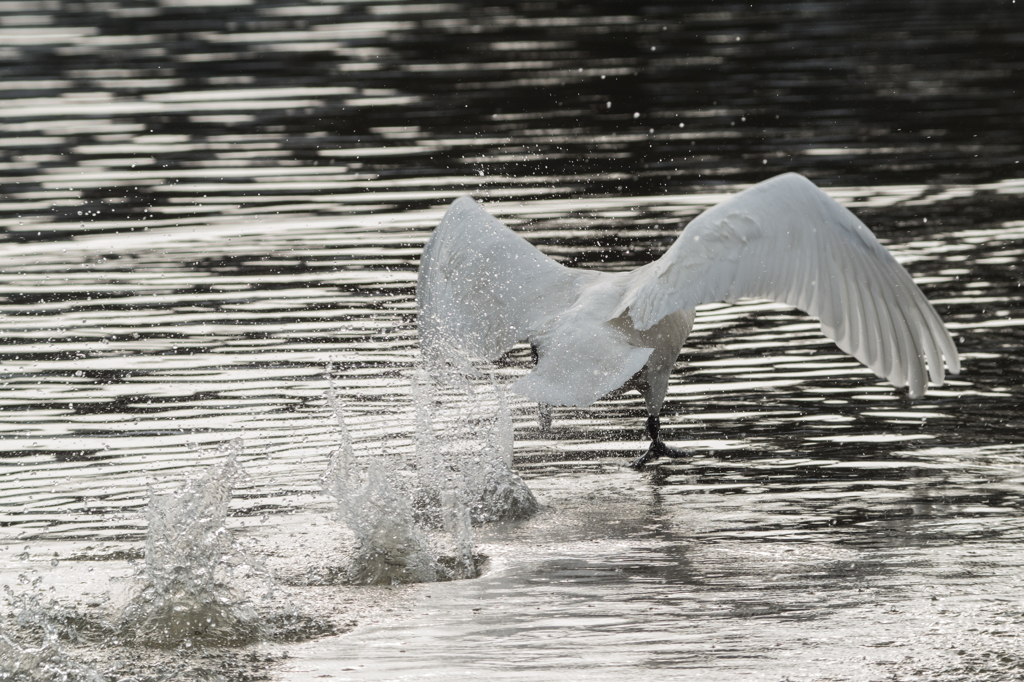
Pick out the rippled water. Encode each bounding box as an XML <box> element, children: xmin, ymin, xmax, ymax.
<box><xmin>1</xmin><ymin>1</ymin><xmax>1023</xmax><ymax>680</ymax></box>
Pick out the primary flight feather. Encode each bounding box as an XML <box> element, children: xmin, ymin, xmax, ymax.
<box><xmin>417</xmin><ymin>173</ymin><xmax>959</xmax><ymax>467</ymax></box>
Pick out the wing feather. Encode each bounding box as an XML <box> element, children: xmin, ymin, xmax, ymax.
<box><xmin>613</xmin><ymin>173</ymin><xmax>958</xmax><ymax>396</ymax></box>
<box><xmin>847</xmin><ymin>250</ymin><xmax>880</xmax><ymax>372</ymax></box>
<box><xmin>833</xmin><ymin>249</ymin><xmax>859</xmax><ymax>354</ymax></box>
<box><xmin>417</xmin><ymin>196</ymin><xmax>586</xmax><ymax>368</ymax></box>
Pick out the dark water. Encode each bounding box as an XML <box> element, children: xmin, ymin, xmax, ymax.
<box><xmin>1</xmin><ymin>1</ymin><xmax>1023</xmax><ymax>681</ymax></box>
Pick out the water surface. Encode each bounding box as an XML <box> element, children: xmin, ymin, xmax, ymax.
<box><xmin>1</xmin><ymin>1</ymin><xmax>1023</xmax><ymax>680</ymax></box>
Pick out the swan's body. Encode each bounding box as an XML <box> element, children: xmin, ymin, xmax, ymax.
<box><xmin>417</xmin><ymin>173</ymin><xmax>959</xmax><ymax>466</ymax></box>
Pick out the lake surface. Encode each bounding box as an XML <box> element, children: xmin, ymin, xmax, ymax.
<box><xmin>1</xmin><ymin>1</ymin><xmax>1023</xmax><ymax>680</ymax></box>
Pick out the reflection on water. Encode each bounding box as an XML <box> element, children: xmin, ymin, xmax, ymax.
<box><xmin>1</xmin><ymin>1</ymin><xmax>1023</xmax><ymax>680</ymax></box>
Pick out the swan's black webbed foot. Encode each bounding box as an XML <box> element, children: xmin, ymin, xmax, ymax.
<box><xmin>629</xmin><ymin>415</ymin><xmax>689</xmax><ymax>470</ymax></box>
<box><xmin>629</xmin><ymin>440</ymin><xmax>688</xmax><ymax>470</ymax></box>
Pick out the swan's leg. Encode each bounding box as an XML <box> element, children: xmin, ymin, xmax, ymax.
<box><xmin>529</xmin><ymin>342</ymin><xmax>554</xmax><ymax>433</ymax></box>
<box><xmin>538</xmin><ymin>402</ymin><xmax>552</xmax><ymax>433</ymax></box>
<box><xmin>630</xmin><ymin>415</ymin><xmax>688</xmax><ymax>470</ymax></box>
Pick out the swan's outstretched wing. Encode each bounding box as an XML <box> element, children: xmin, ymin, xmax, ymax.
<box><xmin>614</xmin><ymin>173</ymin><xmax>959</xmax><ymax>397</ymax></box>
<box><xmin>418</xmin><ymin>197</ymin><xmax>654</xmax><ymax>407</ymax></box>
<box><xmin>418</xmin><ymin>197</ymin><xmax>578</xmax><ymax>364</ymax></box>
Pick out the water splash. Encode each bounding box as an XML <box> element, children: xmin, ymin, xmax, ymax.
<box><xmin>412</xmin><ymin>371</ymin><xmax>539</xmax><ymax>527</ymax></box>
<box><xmin>409</xmin><ymin>370</ymin><xmax>477</xmax><ymax>580</ymax></box>
<box><xmin>114</xmin><ymin>440</ymin><xmax>264</xmax><ymax>648</ymax></box>
<box><xmin>321</xmin><ymin>382</ymin><xmax>442</xmax><ymax>585</ymax></box>
<box><xmin>320</xmin><ymin>369</ymin><xmax>537</xmax><ymax>585</ymax></box>
<box><xmin>320</xmin><ymin>415</ymin><xmax>439</xmax><ymax>585</ymax></box>
<box><xmin>1</xmin><ymin>583</ymin><xmax>101</xmax><ymax>682</ymax></box>
<box><xmin>0</xmin><ymin>631</ymin><xmax>101</xmax><ymax>682</ymax></box>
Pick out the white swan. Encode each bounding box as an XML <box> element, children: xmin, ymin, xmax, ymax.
<box><xmin>417</xmin><ymin>173</ymin><xmax>960</xmax><ymax>468</ymax></box>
